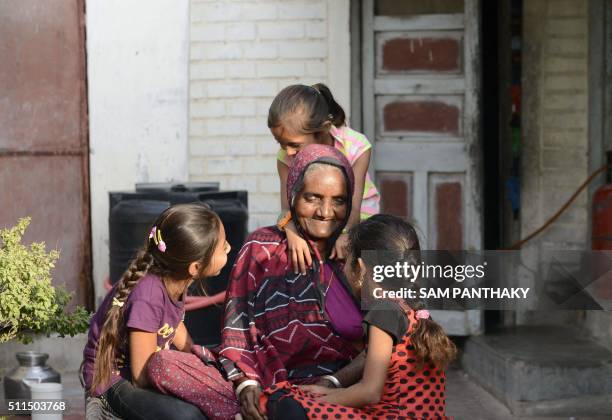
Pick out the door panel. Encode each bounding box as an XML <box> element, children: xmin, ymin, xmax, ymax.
<box><xmin>377</xmin><ymin>95</ymin><xmax>463</xmax><ymax>137</ymax></box>
<box><xmin>377</xmin><ymin>31</ymin><xmax>463</xmax><ymax>75</ymax></box>
<box><xmin>378</xmin><ymin>172</ymin><xmax>413</xmax><ymax>220</ymax></box>
<box><xmin>0</xmin><ymin>0</ymin><xmax>85</xmax><ymax>152</ymax></box>
<box><xmin>429</xmin><ymin>173</ymin><xmax>464</xmax><ymax>250</ymax></box>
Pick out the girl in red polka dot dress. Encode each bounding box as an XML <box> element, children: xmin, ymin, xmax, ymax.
<box><xmin>261</xmin><ymin>214</ymin><xmax>457</xmax><ymax>419</ymax></box>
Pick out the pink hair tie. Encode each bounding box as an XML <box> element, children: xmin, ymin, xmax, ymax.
<box><xmin>415</xmin><ymin>309</ymin><xmax>430</xmax><ymax>320</ymax></box>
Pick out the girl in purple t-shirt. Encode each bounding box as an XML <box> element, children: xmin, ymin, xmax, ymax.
<box><xmin>82</xmin><ymin>203</ymin><xmax>234</xmax><ymax>420</ymax></box>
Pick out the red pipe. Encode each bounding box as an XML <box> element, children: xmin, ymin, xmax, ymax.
<box><xmin>103</xmin><ymin>277</ymin><xmax>226</xmax><ymax>311</ymax></box>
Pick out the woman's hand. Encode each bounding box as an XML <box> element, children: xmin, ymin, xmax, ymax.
<box><xmin>330</xmin><ymin>232</ymin><xmax>348</xmax><ymax>260</ymax></box>
<box><xmin>285</xmin><ymin>222</ymin><xmax>313</xmax><ymax>274</ymax></box>
<box><xmin>239</xmin><ymin>384</ymin><xmax>267</xmax><ymax>420</ymax></box>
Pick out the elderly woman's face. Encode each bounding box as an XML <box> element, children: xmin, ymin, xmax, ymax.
<box><xmin>294</xmin><ymin>164</ymin><xmax>348</xmax><ymax>240</ymax></box>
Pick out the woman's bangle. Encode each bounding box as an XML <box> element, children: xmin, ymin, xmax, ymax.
<box><xmin>234</xmin><ymin>379</ymin><xmax>260</xmax><ymax>398</ymax></box>
<box><xmin>322</xmin><ymin>375</ymin><xmax>342</xmax><ymax>388</ymax></box>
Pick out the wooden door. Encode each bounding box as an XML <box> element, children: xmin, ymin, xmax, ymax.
<box><xmin>0</xmin><ymin>0</ymin><xmax>92</xmax><ymax>308</ymax></box>
<box><xmin>362</xmin><ymin>0</ymin><xmax>483</xmax><ymax>334</ymax></box>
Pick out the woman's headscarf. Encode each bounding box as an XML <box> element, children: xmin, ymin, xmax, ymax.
<box><xmin>286</xmin><ymin>144</ymin><xmax>355</xmax><ymax>258</ymax></box>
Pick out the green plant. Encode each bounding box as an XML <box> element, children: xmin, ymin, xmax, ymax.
<box><xmin>0</xmin><ymin>217</ymin><xmax>91</xmax><ymax>343</ymax></box>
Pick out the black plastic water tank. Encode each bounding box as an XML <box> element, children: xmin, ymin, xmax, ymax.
<box><xmin>108</xmin><ymin>182</ymin><xmax>248</xmax><ymax>346</ymax></box>
<box><xmin>135</xmin><ymin>182</ymin><xmax>220</xmax><ymax>194</ymax></box>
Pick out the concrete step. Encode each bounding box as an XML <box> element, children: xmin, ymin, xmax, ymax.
<box><xmin>461</xmin><ymin>326</ymin><xmax>612</xmax><ymax>417</ymax></box>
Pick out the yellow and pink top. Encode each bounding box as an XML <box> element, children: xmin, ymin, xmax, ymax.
<box><xmin>277</xmin><ymin>125</ymin><xmax>380</xmax><ymax>219</ymax></box>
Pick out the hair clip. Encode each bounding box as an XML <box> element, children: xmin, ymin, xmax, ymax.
<box><xmin>328</xmin><ymin>113</ymin><xmax>334</xmax><ymax>121</ymax></box>
<box><xmin>156</xmin><ymin>228</ymin><xmax>167</xmax><ymax>253</ymax></box>
<box><xmin>149</xmin><ymin>225</ymin><xmax>167</xmax><ymax>253</ymax></box>
<box><xmin>415</xmin><ymin>309</ymin><xmax>430</xmax><ymax>320</ymax></box>
<box><xmin>112</xmin><ymin>297</ymin><xmax>124</xmax><ymax>308</ymax></box>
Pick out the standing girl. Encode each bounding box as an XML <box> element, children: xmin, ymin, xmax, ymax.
<box><xmin>82</xmin><ymin>203</ymin><xmax>236</xmax><ymax>420</ymax></box>
<box><xmin>269</xmin><ymin>83</ymin><xmax>380</xmax><ymax>273</ymax></box>
<box><xmin>262</xmin><ymin>214</ymin><xmax>457</xmax><ymax>419</ymax></box>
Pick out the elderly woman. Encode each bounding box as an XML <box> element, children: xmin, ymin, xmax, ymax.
<box><xmin>147</xmin><ymin>145</ymin><xmax>364</xmax><ymax>420</ymax></box>
<box><xmin>220</xmin><ymin>144</ymin><xmax>365</xmax><ymax>419</ymax></box>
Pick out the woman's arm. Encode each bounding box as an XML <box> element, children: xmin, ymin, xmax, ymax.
<box><xmin>331</xmin><ymin>350</ymin><xmax>365</xmax><ymax>387</ymax></box>
<box><xmin>312</xmin><ymin>350</ymin><xmax>365</xmax><ymax>389</ymax></box>
<box><xmin>302</xmin><ymin>350</ymin><xmax>366</xmax><ymax>395</ymax></box>
<box><xmin>128</xmin><ymin>329</ymin><xmax>158</xmax><ymax>388</ymax></box>
<box><xmin>319</xmin><ymin>326</ymin><xmax>392</xmax><ymax>407</ymax></box>
<box><xmin>171</xmin><ymin>321</ymin><xmax>193</xmax><ymax>353</ymax></box>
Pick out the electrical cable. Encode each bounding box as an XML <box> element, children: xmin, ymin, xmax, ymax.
<box><xmin>504</xmin><ymin>164</ymin><xmax>608</xmax><ymax>250</ymax></box>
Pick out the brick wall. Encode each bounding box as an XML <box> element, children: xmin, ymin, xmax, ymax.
<box><xmin>188</xmin><ymin>0</ymin><xmax>339</xmax><ymax>231</ymax></box>
<box><xmin>522</xmin><ymin>0</ymin><xmax>589</xmax><ymax>249</ymax></box>
<box><xmin>519</xmin><ymin>0</ymin><xmax>589</xmax><ymax>326</ymax></box>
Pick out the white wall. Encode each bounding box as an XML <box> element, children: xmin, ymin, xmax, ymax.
<box><xmin>86</xmin><ymin>0</ymin><xmax>190</xmax><ymax>303</ymax></box>
<box><xmin>188</xmin><ymin>0</ymin><xmax>350</xmax><ymax>231</ymax></box>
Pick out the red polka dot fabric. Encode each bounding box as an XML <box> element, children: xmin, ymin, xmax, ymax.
<box><xmin>261</xmin><ymin>308</ymin><xmax>449</xmax><ymax>419</ymax></box>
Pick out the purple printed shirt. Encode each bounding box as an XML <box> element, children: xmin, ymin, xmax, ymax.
<box><xmin>82</xmin><ymin>274</ymin><xmax>184</xmax><ymax>396</ymax></box>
